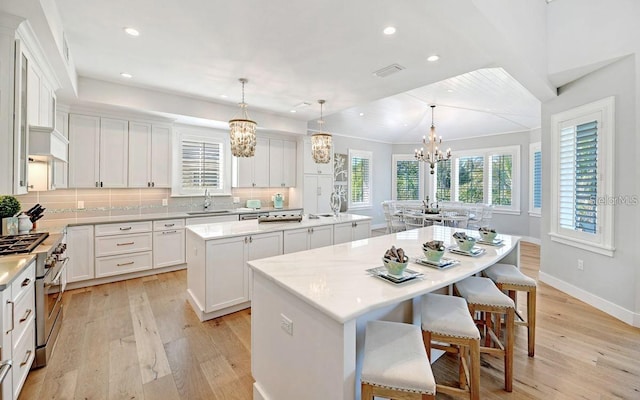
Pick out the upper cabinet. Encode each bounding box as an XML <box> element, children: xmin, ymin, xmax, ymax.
<box><xmin>26</xmin><ymin>61</ymin><xmax>56</xmax><ymax>129</ymax></box>
<box><xmin>69</xmin><ymin>114</ymin><xmax>128</xmax><ymax>188</ymax></box>
<box><xmin>303</xmin><ymin>138</ymin><xmax>333</xmax><ymax>175</ymax></box>
<box><xmin>269</xmin><ymin>138</ymin><xmax>296</xmax><ymax>188</ymax></box>
<box><xmin>13</xmin><ymin>40</ymin><xmax>29</xmax><ymax>195</ymax></box>
<box><xmin>128</xmin><ymin>122</ymin><xmax>172</xmax><ymax>188</ymax></box>
<box><xmin>233</xmin><ymin>137</ymin><xmax>297</xmax><ymax>188</ymax></box>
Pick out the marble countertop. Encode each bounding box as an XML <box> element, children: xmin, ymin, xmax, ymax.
<box><xmin>0</xmin><ymin>254</ymin><xmax>36</xmax><ymax>290</ymax></box>
<box><xmin>248</xmin><ymin>226</ymin><xmax>520</xmax><ymax>323</ymax></box>
<box><xmin>187</xmin><ymin>214</ymin><xmax>371</xmax><ymax>240</ymax></box>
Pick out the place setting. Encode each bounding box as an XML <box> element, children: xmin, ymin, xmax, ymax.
<box><xmin>414</xmin><ymin>240</ymin><xmax>460</xmax><ymax>270</ymax></box>
<box><xmin>448</xmin><ymin>232</ymin><xmax>487</xmax><ymax>257</ymax></box>
<box><xmin>366</xmin><ymin>245</ymin><xmax>424</xmax><ymax>285</ymax></box>
<box><xmin>475</xmin><ymin>227</ymin><xmax>505</xmax><ymax>246</ymax></box>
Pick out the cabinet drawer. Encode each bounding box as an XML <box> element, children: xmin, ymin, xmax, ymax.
<box><xmin>153</xmin><ymin>218</ymin><xmax>185</xmax><ymax>231</ymax></box>
<box><xmin>153</xmin><ymin>229</ymin><xmax>185</xmax><ymax>268</ymax></box>
<box><xmin>12</xmin><ymin>319</ymin><xmax>35</xmax><ymax>399</ymax></box>
<box><xmin>12</xmin><ymin>281</ymin><xmax>35</xmax><ymax>345</ymax></box>
<box><xmin>95</xmin><ymin>251</ymin><xmax>152</xmax><ymax>278</ymax></box>
<box><xmin>95</xmin><ymin>232</ymin><xmax>152</xmax><ymax>257</ymax></box>
<box><xmin>11</xmin><ymin>260</ymin><xmax>35</xmax><ymax>302</ymax></box>
<box><xmin>95</xmin><ymin>221</ymin><xmax>152</xmax><ymax>236</ymax></box>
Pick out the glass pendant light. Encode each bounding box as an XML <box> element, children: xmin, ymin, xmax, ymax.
<box><xmin>311</xmin><ymin>99</ymin><xmax>332</xmax><ymax>164</ymax></box>
<box><xmin>229</xmin><ymin>78</ymin><xmax>257</xmax><ymax>157</ymax></box>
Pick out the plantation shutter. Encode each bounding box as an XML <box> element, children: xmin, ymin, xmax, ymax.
<box><xmin>395</xmin><ymin>160</ymin><xmax>420</xmax><ymax>200</ymax></box>
<box><xmin>533</xmin><ymin>150</ymin><xmax>542</xmax><ymax>209</ymax></box>
<box><xmin>574</xmin><ymin>121</ymin><xmax>598</xmax><ymax>233</ymax></box>
<box><xmin>351</xmin><ymin>154</ymin><xmax>371</xmax><ymax>205</ymax></box>
<box><xmin>182</xmin><ymin>140</ymin><xmax>222</xmax><ymax>189</ymax></box>
<box><xmin>436</xmin><ymin>159</ymin><xmax>451</xmax><ymax>201</ymax></box>
<box><xmin>490</xmin><ymin>154</ymin><xmax>513</xmax><ymax>206</ymax></box>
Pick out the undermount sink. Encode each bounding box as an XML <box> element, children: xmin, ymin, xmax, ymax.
<box><xmin>187</xmin><ymin>210</ymin><xmax>232</xmax><ymax>215</ymax></box>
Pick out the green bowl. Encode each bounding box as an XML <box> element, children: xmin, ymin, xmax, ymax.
<box><xmin>423</xmin><ymin>247</ymin><xmax>445</xmax><ymax>262</ymax></box>
<box><xmin>382</xmin><ymin>256</ymin><xmax>409</xmax><ymax>277</ymax></box>
<box><xmin>479</xmin><ymin>230</ymin><xmax>498</xmax><ymax>242</ymax></box>
<box><xmin>454</xmin><ymin>236</ymin><xmax>476</xmax><ymax>251</ymax></box>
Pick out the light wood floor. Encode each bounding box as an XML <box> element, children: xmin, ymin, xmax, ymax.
<box><xmin>20</xmin><ymin>242</ymin><xmax>640</xmax><ymax>399</ymax></box>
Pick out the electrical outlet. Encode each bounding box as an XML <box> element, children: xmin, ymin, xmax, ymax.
<box><xmin>577</xmin><ymin>259</ymin><xmax>584</xmax><ymax>271</ymax></box>
<box><xmin>233</xmin><ymin>197</ymin><xmax>240</xmax><ymax>204</ymax></box>
<box><xmin>162</xmin><ymin>198</ymin><xmax>168</xmax><ymax>206</ymax></box>
<box><xmin>77</xmin><ymin>200</ymin><xmax>84</xmax><ymax>209</ymax></box>
<box><xmin>280</xmin><ymin>313</ymin><xmax>293</xmax><ymax>336</ymax></box>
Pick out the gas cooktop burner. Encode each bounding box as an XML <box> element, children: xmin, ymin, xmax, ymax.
<box><xmin>0</xmin><ymin>232</ymin><xmax>49</xmax><ymax>256</ymax></box>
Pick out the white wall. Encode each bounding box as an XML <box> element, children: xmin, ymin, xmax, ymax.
<box><xmin>540</xmin><ymin>56</ymin><xmax>639</xmax><ymax>324</ymax></box>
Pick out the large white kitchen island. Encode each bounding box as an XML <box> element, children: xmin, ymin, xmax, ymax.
<box><xmin>248</xmin><ymin>225</ymin><xmax>520</xmax><ymax>400</ymax></box>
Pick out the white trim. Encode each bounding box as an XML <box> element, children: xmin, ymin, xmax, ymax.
<box><xmin>492</xmin><ymin>209</ymin><xmax>521</xmax><ymax>216</ymax></box>
<box><xmin>548</xmin><ymin>232</ymin><xmax>615</xmax><ymax>257</ymax></box>
<box><xmin>391</xmin><ymin>154</ymin><xmax>424</xmax><ymax>201</ymax></box>
<box><xmin>549</xmin><ymin>97</ymin><xmax>615</xmax><ymax>256</ymax></box>
<box><xmin>529</xmin><ymin>142</ymin><xmax>542</xmax><ymax>215</ymax></box>
<box><xmin>528</xmin><ymin>211</ymin><xmax>541</xmax><ymax>217</ymax></box>
<box><xmin>348</xmin><ymin>149</ymin><xmax>373</xmax><ymax>209</ymax></box>
<box><xmin>539</xmin><ymin>271</ymin><xmax>639</xmax><ymax>327</ymax></box>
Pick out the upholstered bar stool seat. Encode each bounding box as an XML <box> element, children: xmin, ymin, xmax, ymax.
<box><xmin>455</xmin><ymin>276</ymin><xmax>515</xmax><ymax>392</ymax></box>
<box><xmin>421</xmin><ymin>293</ymin><xmax>481</xmax><ymax>400</ymax></box>
<box><xmin>484</xmin><ymin>263</ymin><xmax>537</xmax><ymax>357</ymax></box>
<box><xmin>361</xmin><ymin>320</ymin><xmax>436</xmax><ymax>400</ymax></box>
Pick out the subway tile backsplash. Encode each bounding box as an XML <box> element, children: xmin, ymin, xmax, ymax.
<box><xmin>13</xmin><ymin>187</ymin><xmax>291</xmax><ymax>225</ymax></box>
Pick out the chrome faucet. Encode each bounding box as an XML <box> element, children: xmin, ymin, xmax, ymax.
<box><xmin>203</xmin><ymin>189</ymin><xmax>212</xmax><ymax>211</ymax></box>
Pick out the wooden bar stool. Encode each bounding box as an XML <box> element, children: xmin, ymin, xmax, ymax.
<box><xmin>484</xmin><ymin>263</ymin><xmax>537</xmax><ymax>357</ymax></box>
<box><xmin>421</xmin><ymin>293</ymin><xmax>481</xmax><ymax>400</ymax></box>
<box><xmin>361</xmin><ymin>320</ymin><xmax>436</xmax><ymax>400</ymax></box>
<box><xmin>454</xmin><ymin>277</ymin><xmax>515</xmax><ymax>392</ymax></box>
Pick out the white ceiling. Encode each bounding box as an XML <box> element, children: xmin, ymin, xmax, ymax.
<box><xmin>53</xmin><ymin>0</ymin><xmax>542</xmax><ymax>141</ymax></box>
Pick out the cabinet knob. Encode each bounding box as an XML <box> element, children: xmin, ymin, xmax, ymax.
<box><xmin>152</xmin><ymin>182</ymin><xmax>155</xmax><ymax>187</ymax></box>
<box><xmin>148</xmin><ymin>182</ymin><xmax>151</xmax><ymax>187</ymax></box>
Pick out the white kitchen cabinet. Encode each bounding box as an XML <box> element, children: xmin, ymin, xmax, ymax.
<box><xmin>1</xmin><ymin>260</ymin><xmax>35</xmax><ymax>400</ymax></box>
<box><xmin>128</xmin><ymin>122</ymin><xmax>172</xmax><ymax>188</ymax></box>
<box><xmin>153</xmin><ymin>218</ymin><xmax>186</xmax><ymax>268</ymax></box>
<box><xmin>94</xmin><ymin>221</ymin><xmax>152</xmax><ymax>277</ymax></box>
<box><xmin>12</xmin><ymin>41</ymin><xmax>29</xmax><ymax>195</ymax></box>
<box><xmin>52</xmin><ymin>111</ymin><xmax>68</xmax><ymax>189</ymax></box>
<box><xmin>233</xmin><ymin>137</ymin><xmax>270</xmax><ymax>187</ymax></box>
<box><xmin>68</xmin><ymin>114</ymin><xmax>128</xmax><ymax>188</ymax></box>
<box><xmin>66</xmin><ymin>225</ymin><xmax>95</xmax><ymax>282</ymax></box>
<box><xmin>303</xmin><ymin>138</ymin><xmax>333</xmax><ymax>175</ymax></box>
<box><xmin>303</xmin><ymin>174</ymin><xmax>333</xmax><ymax>215</ymax></box>
<box><xmin>192</xmin><ymin>231</ymin><xmax>283</xmax><ymax>315</ymax></box>
<box><xmin>283</xmin><ymin>224</ymin><xmax>333</xmax><ymax>254</ymax></box>
<box><xmin>269</xmin><ymin>138</ymin><xmax>296</xmax><ymax>187</ymax></box>
<box><xmin>333</xmin><ymin>220</ymin><xmax>371</xmax><ymax>245</ymax></box>
<box><xmin>26</xmin><ymin>60</ymin><xmax>55</xmax><ymax>129</ymax></box>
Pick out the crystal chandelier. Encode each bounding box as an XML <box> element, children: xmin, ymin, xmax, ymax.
<box><xmin>414</xmin><ymin>105</ymin><xmax>451</xmax><ymax>174</ymax></box>
<box><xmin>229</xmin><ymin>78</ymin><xmax>257</xmax><ymax>157</ymax></box>
<box><xmin>311</xmin><ymin>100</ymin><xmax>332</xmax><ymax>164</ymax></box>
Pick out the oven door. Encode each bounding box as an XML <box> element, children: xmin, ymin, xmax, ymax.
<box><xmin>44</xmin><ymin>258</ymin><xmax>67</xmax><ymax>336</ymax></box>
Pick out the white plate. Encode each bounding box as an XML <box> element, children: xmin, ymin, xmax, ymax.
<box><xmin>448</xmin><ymin>246</ymin><xmax>486</xmax><ymax>257</ymax></box>
<box><xmin>476</xmin><ymin>237</ymin><xmax>504</xmax><ymax>246</ymax></box>
<box><xmin>414</xmin><ymin>257</ymin><xmax>460</xmax><ymax>269</ymax></box>
<box><xmin>366</xmin><ymin>267</ymin><xmax>423</xmax><ymax>285</ymax></box>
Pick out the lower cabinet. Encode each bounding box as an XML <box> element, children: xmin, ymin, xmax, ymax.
<box><xmin>1</xmin><ymin>259</ymin><xmax>36</xmax><ymax>400</ymax></box>
<box><xmin>66</xmin><ymin>225</ymin><xmax>95</xmax><ymax>283</ymax></box>
<box><xmin>333</xmin><ymin>220</ymin><xmax>372</xmax><ymax>245</ymax></box>
<box><xmin>283</xmin><ymin>224</ymin><xmax>334</xmax><ymax>254</ymax></box>
<box><xmin>153</xmin><ymin>219</ymin><xmax>186</xmax><ymax>268</ymax></box>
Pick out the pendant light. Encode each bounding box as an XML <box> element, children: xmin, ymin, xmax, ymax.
<box><xmin>414</xmin><ymin>105</ymin><xmax>452</xmax><ymax>174</ymax></box>
<box><xmin>311</xmin><ymin>99</ymin><xmax>332</xmax><ymax>164</ymax></box>
<box><xmin>229</xmin><ymin>78</ymin><xmax>257</xmax><ymax>157</ymax></box>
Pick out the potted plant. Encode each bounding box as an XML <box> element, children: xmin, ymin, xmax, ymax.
<box><xmin>0</xmin><ymin>195</ymin><xmax>21</xmax><ymax>235</ymax></box>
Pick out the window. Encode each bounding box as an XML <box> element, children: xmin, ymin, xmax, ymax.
<box><xmin>349</xmin><ymin>150</ymin><xmax>372</xmax><ymax>208</ymax></box>
<box><xmin>435</xmin><ymin>159</ymin><xmax>451</xmax><ymax>201</ymax></box>
<box><xmin>392</xmin><ymin>155</ymin><xmax>423</xmax><ymax>201</ymax></box>
<box><xmin>549</xmin><ymin>97</ymin><xmax>614</xmax><ymax>256</ymax></box>
<box><xmin>529</xmin><ymin>142</ymin><xmax>541</xmax><ymax>216</ymax></box>
<box><xmin>432</xmin><ymin>146</ymin><xmax>520</xmax><ymax>213</ymax></box>
<box><xmin>173</xmin><ymin>127</ymin><xmax>232</xmax><ymax>196</ymax></box>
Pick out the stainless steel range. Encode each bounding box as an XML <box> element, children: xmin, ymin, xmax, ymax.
<box><xmin>0</xmin><ymin>232</ymin><xmax>67</xmax><ymax>368</ymax></box>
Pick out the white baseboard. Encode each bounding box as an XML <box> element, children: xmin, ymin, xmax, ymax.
<box><xmin>539</xmin><ymin>271</ymin><xmax>639</xmax><ymax>327</ymax></box>
<box><xmin>519</xmin><ymin>236</ymin><xmax>541</xmax><ymax>245</ymax></box>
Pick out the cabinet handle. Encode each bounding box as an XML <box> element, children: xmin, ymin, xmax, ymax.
<box><xmin>147</xmin><ymin>182</ymin><xmax>151</xmax><ymax>187</ymax></box>
<box><xmin>21</xmin><ymin>278</ymin><xmax>31</xmax><ymax>287</ymax></box>
<box><xmin>249</xmin><ymin>236</ymin><xmax>253</xmax><ymax>243</ymax></box>
<box><xmin>117</xmin><ymin>242</ymin><xmax>135</xmax><ymax>246</ymax></box>
<box><xmin>19</xmin><ymin>308</ymin><xmax>32</xmax><ymax>323</ymax></box>
<box><xmin>244</xmin><ymin>237</ymin><xmax>248</xmax><ymax>244</ymax></box>
<box><xmin>100</xmin><ymin>181</ymin><xmax>104</xmax><ymax>187</ymax></box>
<box><xmin>317</xmin><ymin>170</ymin><xmax>321</xmax><ymax>174</ymax></box>
<box><xmin>20</xmin><ymin>350</ymin><xmax>32</xmax><ymax>367</ymax></box>
<box><xmin>152</xmin><ymin>182</ymin><xmax>155</xmax><ymax>187</ymax></box>
<box><xmin>164</xmin><ymin>223</ymin><xmax>175</xmax><ymax>227</ymax></box>
<box><xmin>6</xmin><ymin>301</ymin><xmax>14</xmax><ymax>334</ymax></box>
<box><xmin>161</xmin><ymin>230</ymin><xmax>177</xmax><ymax>234</ymax></box>
<box><xmin>119</xmin><ymin>227</ymin><xmax>132</xmax><ymax>231</ymax></box>
<box><xmin>95</xmin><ymin>181</ymin><xmax>99</xmax><ymax>187</ymax></box>
<box><xmin>117</xmin><ymin>261</ymin><xmax>135</xmax><ymax>266</ymax></box>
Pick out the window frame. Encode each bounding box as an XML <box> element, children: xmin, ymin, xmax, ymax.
<box><xmin>529</xmin><ymin>142</ymin><xmax>542</xmax><ymax>217</ymax></box>
<box><xmin>172</xmin><ymin>126</ymin><xmax>232</xmax><ymax>196</ymax></box>
<box><xmin>391</xmin><ymin>154</ymin><xmax>424</xmax><ymax>201</ymax></box>
<box><xmin>433</xmin><ymin>145</ymin><xmax>521</xmax><ymax>214</ymax></box>
<box><xmin>348</xmin><ymin>149</ymin><xmax>373</xmax><ymax>209</ymax></box>
<box><xmin>549</xmin><ymin>96</ymin><xmax>615</xmax><ymax>256</ymax></box>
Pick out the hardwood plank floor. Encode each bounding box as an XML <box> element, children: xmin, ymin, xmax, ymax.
<box><xmin>20</xmin><ymin>242</ymin><xmax>640</xmax><ymax>399</ymax></box>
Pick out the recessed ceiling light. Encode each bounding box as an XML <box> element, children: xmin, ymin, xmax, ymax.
<box><xmin>220</xmin><ymin>94</ymin><xmax>228</xmax><ymax>98</ymax></box>
<box><xmin>359</xmin><ymin>112</ymin><xmax>365</xmax><ymax>116</ymax></box>
<box><xmin>447</xmin><ymin>89</ymin><xmax>454</xmax><ymax>93</ymax></box>
<box><xmin>290</xmin><ymin>110</ymin><xmax>297</xmax><ymax>113</ymax></box>
<box><xmin>124</xmin><ymin>27</ymin><xmax>140</xmax><ymax>37</ymax></box>
<box><xmin>427</xmin><ymin>55</ymin><xmax>440</xmax><ymax>62</ymax></box>
<box><xmin>120</xmin><ymin>72</ymin><xmax>132</xmax><ymax>78</ymax></box>
<box><xmin>383</xmin><ymin>26</ymin><xmax>396</xmax><ymax>35</ymax></box>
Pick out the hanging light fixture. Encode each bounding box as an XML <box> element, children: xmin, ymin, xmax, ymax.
<box><xmin>414</xmin><ymin>105</ymin><xmax>451</xmax><ymax>174</ymax></box>
<box><xmin>311</xmin><ymin>99</ymin><xmax>332</xmax><ymax>164</ymax></box>
<box><xmin>229</xmin><ymin>78</ymin><xmax>257</xmax><ymax>157</ymax></box>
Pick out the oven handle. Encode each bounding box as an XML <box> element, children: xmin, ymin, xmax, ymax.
<box><xmin>45</xmin><ymin>265</ymin><xmax>66</xmax><ymax>288</ymax></box>
<box><xmin>0</xmin><ymin>360</ymin><xmax>11</xmax><ymax>384</ymax></box>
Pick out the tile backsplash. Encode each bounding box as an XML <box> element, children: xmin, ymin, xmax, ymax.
<box><xmin>13</xmin><ymin>187</ymin><xmax>292</xmax><ymax>225</ymax></box>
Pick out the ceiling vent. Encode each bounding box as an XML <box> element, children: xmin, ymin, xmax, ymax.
<box><xmin>373</xmin><ymin>64</ymin><xmax>406</xmax><ymax>78</ymax></box>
